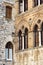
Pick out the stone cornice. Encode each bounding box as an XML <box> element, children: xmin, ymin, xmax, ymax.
<box><xmin>3</xmin><ymin>1</ymin><xmax>14</xmax><ymax>7</ymax></box>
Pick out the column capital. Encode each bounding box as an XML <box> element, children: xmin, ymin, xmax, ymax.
<box><xmin>22</xmin><ymin>33</ymin><xmax>24</xmax><ymax>36</ymax></box>
<box><xmin>38</xmin><ymin>28</ymin><xmax>41</xmax><ymax>31</ymax></box>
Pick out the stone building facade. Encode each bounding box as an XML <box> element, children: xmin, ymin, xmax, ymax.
<box><xmin>0</xmin><ymin>0</ymin><xmax>15</xmax><ymax>65</ymax></box>
<box><xmin>14</xmin><ymin>0</ymin><xmax>43</xmax><ymax>65</ymax></box>
<box><xmin>0</xmin><ymin>0</ymin><xmax>43</xmax><ymax>65</ymax></box>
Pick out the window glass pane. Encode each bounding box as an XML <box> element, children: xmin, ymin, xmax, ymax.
<box><xmin>5</xmin><ymin>42</ymin><xmax>13</xmax><ymax>60</ymax></box>
<box><xmin>5</xmin><ymin>49</ymin><xmax>8</xmax><ymax>59</ymax></box>
<box><xmin>9</xmin><ymin>49</ymin><xmax>12</xmax><ymax>59</ymax></box>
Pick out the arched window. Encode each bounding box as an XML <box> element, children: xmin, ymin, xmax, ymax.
<box><xmin>34</xmin><ymin>0</ymin><xmax>43</xmax><ymax>7</ymax></box>
<box><xmin>34</xmin><ymin>25</ymin><xmax>39</xmax><ymax>47</ymax></box>
<box><xmin>40</xmin><ymin>0</ymin><xmax>43</xmax><ymax>4</ymax></box>
<box><xmin>18</xmin><ymin>30</ymin><xmax>22</xmax><ymax>50</ymax></box>
<box><xmin>5</xmin><ymin>42</ymin><xmax>13</xmax><ymax>60</ymax></box>
<box><xmin>41</xmin><ymin>23</ymin><xmax>43</xmax><ymax>45</ymax></box>
<box><xmin>24</xmin><ymin>28</ymin><xmax>28</xmax><ymax>49</ymax></box>
<box><xmin>24</xmin><ymin>0</ymin><xmax>28</xmax><ymax>11</ymax></box>
<box><xmin>34</xmin><ymin>0</ymin><xmax>38</xmax><ymax>7</ymax></box>
<box><xmin>19</xmin><ymin>0</ymin><xmax>28</xmax><ymax>13</ymax></box>
<box><xmin>19</xmin><ymin>0</ymin><xmax>23</xmax><ymax>13</ymax></box>
<box><xmin>6</xmin><ymin>6</ymin><xmax>12</xmax><ymax>19</ymax></box>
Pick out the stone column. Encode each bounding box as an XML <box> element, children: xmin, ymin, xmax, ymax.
<box><xmin>38</xmin><ymin>0</ymin><xmax>40</xmax><ymax>6</ymax></box>
<box><xmin>22</xmin><ymin>33</ymin><xmax>24</xmax><ymax>50</ymax></box>
<box><xmin>23</xmin><ymin>0</ymin><xmax>24</xmax><ymax>12</ymax></box>
<box><xmin>39</xmin><ymin>29</ymin><xmax>41</xmax><ymax>46</ymax></box>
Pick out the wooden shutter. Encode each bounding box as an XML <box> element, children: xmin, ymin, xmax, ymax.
<box><xmin>6</xmin><ymin>6</ymin><xmax>12</xmax><ymax>19</ymax></box>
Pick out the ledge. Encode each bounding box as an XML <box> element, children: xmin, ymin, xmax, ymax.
<box><xmin>3</xmin><ymin>0</ymin><xmax>14</xmax><ymax>4</ymax></box>
<box><xmin>15</xmin><ymin>46</ymin><xmax>43</xmax><ymax>53</ymax></box>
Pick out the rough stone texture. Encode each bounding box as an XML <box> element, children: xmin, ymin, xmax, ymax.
<box><xmin>0</xmin><ymin>0</ymin><xmax>43</xmax><ymax>65</ymax></box>
<box><xmin>0</xmin><ymin>1</ymin><xmax>15</xmax><ymax>65</ymax></box>
<box><xmin>14</xmin><ymin>1</ymin><xmax>43</xmax><ymax>65</ymax></box>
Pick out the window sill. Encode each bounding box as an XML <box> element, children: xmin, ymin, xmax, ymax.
<box><xmin>19</xmin><ymin>10</ymin><xmax>28</xmax><ymax>15</ymax></box>
<box><xmin>15</xmin><ymin>46</ymin><xmax>43</xmax><ymax>53</ymax></box>
<box><xmin>5</xmin><ymin>59</ymin><xmax>12</xmax><ymax>62</ymax></box>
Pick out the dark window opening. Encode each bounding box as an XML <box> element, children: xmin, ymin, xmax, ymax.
<box><xmin>34</xmin><ymin>25</ymin><xmax>39</xmax><ymax>47</ymax></box>
<box><xmin>34</xmin><ymin>0</ymin><xmax>38</xmax><ymax>7</ymax></box>
<box><xmin>40</xmin><ymin>0</ymin><xmax>43</xmax><ymax>4</ymax></box>
<box><xmin>24</xmin><ymin>0</ymin><xmax>28</xmax><ymax>11</ymax></box>
<box><xmin>19</xmin><ymin>0</ymin><xmax>22</xmax><ymax>3</ymax></box>
<box><xmin>5</xmin><ymin>42</ymin><xmax>13</xmax><ymax>60</ymax></box>
<box><xmin>18</xmin><ymin>30</ymin><xmax>22</xmax><ymax>50</ymax></box>
<box><xmin>41</xmin><ymin>23</ymin><xmax>43</xmax><ymax>45</ymax></box>
<box><xmin>24</xmin><ymin>28</ymin><xmax>28</xmax><ymax>49</ymax></box>
<box><xmin>6</xmin><ymin>6</ymin><xmax>12</xmax><ymax>19</ymax></box>
<box><xmin>19</xmin><ymin>0</ymin><xmax>28</xmax><ymax>13</ymax></box>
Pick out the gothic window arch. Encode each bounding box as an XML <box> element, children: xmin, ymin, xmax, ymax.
<box><xmin>18</xmin><ymin>30</ymin><xmax>22</xmax><ymax>50</ymax></box>
<box><xmin>41</xmin><ymin>23</ymin><xmax>43</xmax><ymax>45</ymax></box>
<box><xmin>24</xmin><ymin>28</ymin><xmax>28</xmax><ymax>49</ymax></box>
<box><xmin>33</xmin><ymin>25</ymin><xmax>39</xmax><ymax>47</ymax></box>
<box><xmin>5</xmin><ymin>41</ymin><xmax>13</xmax><ymax>60</ymax></box>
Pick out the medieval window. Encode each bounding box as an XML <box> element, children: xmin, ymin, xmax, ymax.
<box><xmin>6</xmin><ymin>6</ymin><xmax>12</xmax><ymax>19</ymax></box>
<box><xmin>19</xmin><ymin>0</ymin><xmax>28</xmax><ymax>13</ymax></box>
<box><xmin>5</xmin><ymin>42</ymin><xmax>13</xmax><ymax>60</ymax></box>
<box><xmin>24</xmin><ymin>28</ymin><xmax>28</xmax><ymax>49</ymax></box>
<box><xmin>34</xmin><ymin>0</ymin><xmax>43</xmax><ymax>7</ymax></box>
<box><xmin>19</xmin><ymin>0</ymin><xmax>23</xmax><ymax>13</ymax></box>
<box><xmin>34</xmin><ymin>0</ymin><xmax>38</xmax><ymax>7</ymax></box>
<box><xmin>18</xmin><ymin>30</ymin><xmax>22</xmax><ymax>50</ymax></box>
<box><xmin>40</xmin><ymin>0</ymin><xmax>43</xmax><ymax>4</ymax></box>
<box><xmin>24</xmin><ymin>0</ymin><xmax>28</xmax><ymax>11</ymax></box>
<box><xmin>34</xmin><ymin>25</ymin><xmax>39</xmax><ymax>47</ymax></box>
<box><xmin>41</xmin><ymin>23</ymin><xmax>43</xmax><ymax>45</ymax></box>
